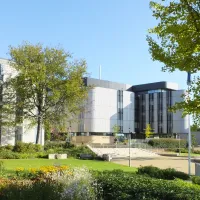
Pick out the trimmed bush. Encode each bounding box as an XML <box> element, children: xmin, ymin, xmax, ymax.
<box><xmin>95</xmin><ymin>170</ymin><xmax>200</xmax><ymax>200</ymax></box>
<box><xmin>137</xmin><ymin>166</ymin><xmax>190</xmax><ymax>180</ymax></box>
<box><xmin>148</xmin><ymin>138</ymin><xmax>187</xmax><ymax>149</ymax></box>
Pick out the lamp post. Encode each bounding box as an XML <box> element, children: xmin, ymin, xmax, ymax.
<box><xmin>187</xmin><ymin>72</ymin><xmax>192</xmax><ymax>175</ymax></box>
<box><xmin>129</xmin><ymin>128</ymin><xmax>131</xmax><ymax>167</ymax></box>
<box><xmin>178</xmin><ymin>134</ymin><xmax>181</xmax><ymax>156</ymax></box>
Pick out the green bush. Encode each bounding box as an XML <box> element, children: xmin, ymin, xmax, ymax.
<box><xmin>0</xmin><ymin>181</ymin><xmax>62</xmax><ymax>200</ymax></box>
<box><xmin>148</xmin><ymin>138</ymin><xmax>187</xmax><ymax>149</ymax></box>
<box><xmin>95</xmin><ymin>170</ymin><xmax>200</xmax><ymax>200</ymax></box>
<box><xmin>44</xmin><ymin>143</ymin><xmax>96</xmax><ymax>158</ymax></box>
<box><xmin>0</xmin><ymin>150</ymin><xmax>20</xmax><ymax>159</ymax></box>
<box><xmin>192</xmin><ymin>176</ymin><xmax>200</xmax><ymax>185</ymax></box>
<box><xmin>0</xmin><ymin>144</ymin><xmax>14</xmax><ymax>151</ymax></box>
<box><xmin>13</xmin><ymin>142</ymin><xmax>43</xmax><ymax>153</ymax></box>
<box><xmin>137</xmin><ymin>166</ymin><xmax>190</xmax><ymax>180</ymax></box>
<box><xmin>44</xmin><ymin>141</ymin><xmax>74</xmax><ymax>150</ymax></box>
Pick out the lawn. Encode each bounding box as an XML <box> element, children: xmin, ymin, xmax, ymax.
<box><xmin>0</xmin><ymin>158</ymin><xmax>137</xmax><ymax>174</ymax></box>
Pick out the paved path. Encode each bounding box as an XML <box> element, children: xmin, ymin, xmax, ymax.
<box><xmin>112</xmin><ymin>156</ymin><xmax>195</xmax><ymax>174</ymax></box>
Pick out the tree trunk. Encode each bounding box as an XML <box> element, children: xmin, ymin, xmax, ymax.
<box><xmin>36</xmin><ymin>110</ymin><xmax>42</xmax><ymax>144</ymax></box>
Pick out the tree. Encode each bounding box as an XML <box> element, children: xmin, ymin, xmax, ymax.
<box><xmin>145</xmin><ymin>124</ymin><xmax>153</xmax><ymax>138</ymax></box>
<box><xmin>191</xmin><ymin>124</ymin><xmax>200</xmax><ymax>131</ymax></box>
<box><xmin>112</xmin><ymin>124</ymin><xmax>120</xmax><ymax>137</ymax></box>
<box><xmin>147</xmin><ymin>0</ymin><xmax>200</xmax><ymax>125</ymax></box>
<box><xmin>9</xmin><ymin>42</ymin><xmax>89</xmax><ymax>144</ymax></box>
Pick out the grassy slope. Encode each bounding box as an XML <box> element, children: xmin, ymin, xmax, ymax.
<box><xmin>1</xmin><ymin>158</ymin><xmax>136</xmax><ymax>173</ymax></box>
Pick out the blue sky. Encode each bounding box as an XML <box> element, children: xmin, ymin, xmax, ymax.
<box><xmin>0</xmin><ymin>0</ymin><xmax>187</xmax><ymax>89</ymax></box>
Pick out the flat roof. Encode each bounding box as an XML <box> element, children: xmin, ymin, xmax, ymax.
<box><xmin>132</xmin><ymin>82</ymin><xmax>179</xmax><ymax>92</ymax></box>
<box><xmin>84</xmin><ymin>77</ymin><xmax>132</xmax><ymax>91</ymax></box>
<box><xmin>85</xmin><ymin>78</ymin><xmax>179</xmax><ymax>92</ymax></box>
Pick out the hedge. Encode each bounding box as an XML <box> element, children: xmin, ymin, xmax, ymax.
<box><xmin>137</xmin><ymin>166</ymin><xmax>190</xmax><ymax>180</ymax></box>
<box><xmin>95</xmin><ymin>170</ymin><xmax>200</xmax><ymax>200</ymax></box>
<box><xmin>148</xmin><ymin>138</ymin><xmax>187</xmax><ymax>149</ymax></box>
<box><xmin>0</xmin><ymin>142</ymin><xmax>96</xmax><ymax>159</ymax></box>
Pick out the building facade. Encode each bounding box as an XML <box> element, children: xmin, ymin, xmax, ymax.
<box><xmin>72</xmin><ymin>78</ymin><xmax>189</xmax><ymax>137</ymax></box>
<box><xmin>0</xmin><ymin>58</ymin><xmax>44</xmax><ymax>145</ymax></box>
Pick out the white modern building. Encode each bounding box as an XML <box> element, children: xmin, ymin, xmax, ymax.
<box><xmin>72</xmin><ymin>77</ymin><xmax>189</xmax><ymax>138</ymax></box>
<box><xmin>0</xmin><ymin>57</ymin><xmax>189</xmax><ymax>144</ymax></box>
<box><xmin>0</xmin><ymin>58</ymin><xmax>44</xmax><ymax>145</ymax></box>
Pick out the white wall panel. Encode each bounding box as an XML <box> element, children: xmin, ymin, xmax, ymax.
<box><xmin>145</xmin><ymin>94</ymin><xmax>149</xmax><ymax>124</ymax></box>
<box><xmin>163</xmin><ymin>92</ymin><xmax>167</xmax><ymax>133</ymax></box>
<box><xmin>154</xmin><ymin>93</ymin><xmax>158</xmax><ymax>133</ymax></box>
<box><xmin>172</xmin><ymin>90</ymin><xmax>189</xmax><ymax>134</ymax></box>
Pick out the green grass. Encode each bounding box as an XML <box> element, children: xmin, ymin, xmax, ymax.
<box><xmin>180</xmin><ymin>153</ymin><xmax>200</xmax><ymax>157</ymax></box>
<box><xmin>0</xmin><ymin>158</ymin><xmax>136</xmax><ymax>174</ymax></box>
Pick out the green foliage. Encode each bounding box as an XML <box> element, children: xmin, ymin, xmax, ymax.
<box><xmin>112</xmin><ymin>124</ymin><xmax>120</xmax><ymax>137</ymax></box>
<box><xmin>148</xmin><ymin>1</ymin><xmax>200</xmax><ymax>124</ymax></box>
<box><xmin>192</xmin><ymin>176</ymin><xmax>200</xmax><ymax>185</ymax></box>
<box><xmin>0</xmin><ymin>181</ymin><xmax>63</xmax><ymax>200</ymax></box>
<box><xmin>0</xmin><ymin>144</ymin><xmax>13</xmax><ymax>151</ymax></box>
<box><xmin>192</xmin><ymin>134</ymin><xmax>198</xmax><ymax>148</ymax></box>
<box><xmin>13</xmin><ymin>142</ymin><xmax>42</xmax><ymax>153</ymax></box>
<box><xmin>44</xmin><ymin>141</ymin><xmax>96</xmax><ymax>158</ymax></box>
<box><xmin>8</xmin><ymin>42</ymin><xmax>90</xmax><ymax>143</ymax></box>
<box><xmin>95</xmin><ymin>170</ymin><xmax>200</xmax><ymax>200</ymax></box>
<box><xmin>0</xmin><ymin>150</ymin><xmax>20</xmax><ymax>159</ymax></box>
<box><xmin>137</xmin><ymin>166</ymin><xmax>190</xmax><ymax>180</ymax></box>
<box><xmin>191</xmin><ymin>124</ymin><xmax>200</xmax><ymax>131</ymax></box>
<box><xmin>44</xmin><ymin>141</ymin><xmax>74</xmax><ymax>150</ymax></box>
<box><xmin>0</xmin><ymin>150</ymin><xmax>48</xmax><ymax>159</ymax></box>
<box><xmin>0</xmin><ymin>142</ymin><xmax>95</xmax><ymax>159</ymax></box>
<box><xmin>148</xmin><ymin>138</ymin><xmax>187</xmax><ymax>149</ymax></box>
<box><xmin>145</xmin><ymin>124</ymin><xmax>153</xmax><ymax>138</ymax></box>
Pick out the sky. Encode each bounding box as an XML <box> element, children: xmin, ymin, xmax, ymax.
<box><xmin>0</xmin><ymin>0</ymin><xmax>188</xmax><ymax>89</ymax></box>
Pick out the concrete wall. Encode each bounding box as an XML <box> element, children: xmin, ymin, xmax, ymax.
<box><xmin>71</xmin><ymin>136</ymin><xmax>115</xmax><ymax>144</ymax></box>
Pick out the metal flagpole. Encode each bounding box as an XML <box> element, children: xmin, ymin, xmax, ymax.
<box><xmin>187</xmin><ymin>72</ymin><xmax>192</xmax><ymax>175</ymax></box>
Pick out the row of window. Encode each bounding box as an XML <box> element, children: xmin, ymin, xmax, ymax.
<box><xmin>135</xmin><ymin>90</ymin><xmax>173</xmax><ymax>134</ymax></box>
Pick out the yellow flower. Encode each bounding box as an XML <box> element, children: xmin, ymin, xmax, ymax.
<box><xmin>16</xmin><ymin>167</ymin><xmax>24</xmax><ymax>172</ymax></box>
<box><xmin>29</xmin><ymin>168</ymin><xmax>37</xmax><ymax>174</ymax></box>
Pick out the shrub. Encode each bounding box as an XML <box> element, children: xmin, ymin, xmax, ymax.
<box><xmin>0</xmin><ymin>181</ymin><xmax>62</xmax><ymax>200</ymax></box>
<box><xmin>137</xmin><ymin>166</ymin><xmax>190</xmax><ymax>180</ymax></box>
<box><xmin>95</xmin><ymin>170</ymin><xmax>200</xmax><ymax>200</ymax></box>
<box><xmin>13</xmin><ymin>142</ymin><xmax>43</xmax><ymax>153</ymax></box>
<box><xmin>3</xmin><ymin>166</ymin><xmax>97</xmax><ymax>200</ymax></box>
<box><xmin>192</xmin><ymin>176</ymin><xmax>200</xmax><ymax>185</ymax></box>
<box><xmin>0</xmin><ymin>144</ymin><xmax>14</xmax><ymax>151</ymax></box>
<box><xmin>0</xmin><ymin>150</ymin><xmax>20</xmax><ymax>159</ymax></box>
<box><xmin>44</xmin><ymin>141</ymin><xmax>73</xmax><ymax>150</ymax></box>
<box><xmin>148</xmin><ymin>138</ymin><xmax>187</xmax><ymax>149</ymax></box>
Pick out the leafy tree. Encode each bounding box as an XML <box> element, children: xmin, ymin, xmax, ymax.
<box><xmin>145</xmin><ymin>124</ymin><xmax>153</xmax><ymax>138</ymax></box>
<box><xmin>192</xmin><ymin>134</ymin><xmax>197</xmax><ymax>149</ymax></box>
<box><xmin>112</xmin><ymin>124</ymin><xmax>120</xmax><ymax>137</ymax></box>
<box><xmin>147</xmin><ymin>0</ymin><xmax>200</xmax><ymax>125</ymax></box>
<box><xmin>191</xmin><ymin>124</ymin><xmax>200</xmax><ymax>131</ymax></box>
<box><xmin>9</xmin><ymin>42</ymin><xmax>89</xmax><ymax>144</ymax></box>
